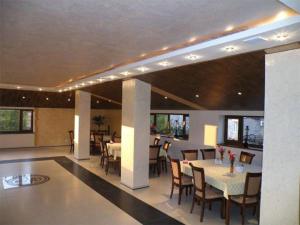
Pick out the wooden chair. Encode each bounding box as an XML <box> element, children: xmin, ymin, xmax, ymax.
<box><xmin>153</xmin><ymin>137</ymin><xmax>160</xmax><ymax>145</ymax></box>
<box><xmin>189</xmin><ymin>163</ymin><xmax>225</xmax><ymax>222</ymax></box>
<box><xmin>229</xmin><ymin>172</ymin><xmax>262</xmax><ymax>225</ymax></box>
<box><xmin>68</xmin><ymin>130</ymin><xmax>74</xmax><ymax>153</ymax></box>
<box><xmin>93</xmin><ymin>133</ymin><xmax>103</xmax><ymax>155</ymax></box>
<box><xmin>103</xmin><ymin>142</ymin><xmax>121</xmax><ymax>176</ymax></box>
<box><xmin>168</xmin><ymin>156</ymin><xmax>193</xmax><ymax>205</ymax></box>
<box><xmin>181</xmin><ymin>149</ymin><xmax>198</xmax><ymax>160</ymax></box>
<box><xmin>149</xmin><ymin>145</ymin><xmax>161</xmax><ymax>176</ymax></box>
<box><xmin>200</xmin><ymin>148</ymin><xmax>216</xmax><ymax>160</ymax></box>
<box><xmin>239</xmin><ymin>151</ymin><xmax>255</xmax><ymax>164</ymax></box>
<box><xmin>160</xmin><ymin>141</ymin><xmax>171</xmax><ymax>172</ymax></box>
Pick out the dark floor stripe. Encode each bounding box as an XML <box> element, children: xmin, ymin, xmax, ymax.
<box><xmin>0</xmin><ymin>156</ymin><xmax>184</xmax><ymax>225</ymax></box>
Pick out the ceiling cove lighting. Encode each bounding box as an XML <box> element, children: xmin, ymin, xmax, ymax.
<box><xmin>120</xmin><ymin>71</ymin><xmax>132</xmax><ymax>76</ymax></box>
<box><xmin>157</xmin><ymin>61</ymin><xmax>172</xmax><ymax>67</ymax></box>
<box><xmin>161</xmin><ymin>46</ymin><xmax>169</xmax><ymax>51</ymax></box>
<box><xmin>225</xmin><ymin>25</ymin><xmax>234</xmax><ymax>32</ymax></box>
<box><xmin>188</xmin><ymin>37</ymin><xmax>197</xmax><ymax>43</ymax></box>
<box><xmin>38</xmin><ymin>88</ymin><xmax>43</xmax><ymax>91</ymax></box>
<box><xmin>80</xmin><ymin>83</ymin><xmax>86</xmax><ymax>86</ymax></box>
<box><xmin>136</xmin><ymin>66</ymin><xmax>150</xmax><ymax>72</ymax></box>
<box><xmin>58</xmin><ymin>89</ymin><xmax>63</xmax><ymax>93</ymax></box>
<box><xmin>222</xmin><ymin>45</ymin><xmax>239</xmax><ymax>52</ymax></box>
<box><xmin>109</xmin><ymin>75</ymin><xmax>117</xmax><ymax>80</ymax></box>
<box><xmin>274</xmin><ymin>11</ymin><xmax>289</xmax><ymax>22</ymax></box>
<box><xmin>184</xmin><ymin>54</ymin><xmax>202</xmax><ymax>61</ymax></box>
<box><xmin>88</xmin><ymin>81</ymin><xmax>94</xmax><ymax>84</ymax></box>
<box><xmin>16</xmin><ymin>86</ymin><xmax>21</xmax><ymax>89</ymax></box>
<box><xmin>272</xmin><ymin>32</ymin><xmax>289</xmax><ymax>41</ymax></box>
<box><xmin>75</xmin><ymin>85</ymin><xmax>79</xmax><ymax>88</ymax></box>
<box><xmin>97</xmin><ymin>78</ymin><xmax>104</xmax><ymax>82</ymax></box>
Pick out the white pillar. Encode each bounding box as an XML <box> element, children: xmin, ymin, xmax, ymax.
<box><xmin>261</xmin><ymin>49</ymin><xmax>300</xmax><ymax>225</ymax></box>
<box><xmin>121</xmin><ymin>79</ymin><xmax>151</xmax><ymax>189</ymax></box>
<box><xmin>74</xmin><ymin>90</ymin><xmax>91</xmax><ymax>160</ymax></box>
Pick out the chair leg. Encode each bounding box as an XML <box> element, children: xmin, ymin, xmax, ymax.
<box><xmin>170</xmin><ymin>183</ymin><xmax>174</xmax><ymax>199</ymax></box>
<box><xmin>221</xmin><ymin>199</ymin><xmax>225</xmax><ymax>219</ymax></box>
<box><xmin>185</xmin><ymin>187</ymin><xmax>188</xmax><ymax>196</ymax></box>
<box><xmin>209</xmin><ymin>202</ymin><xmax>212</xmax><ymax>210</ymax></box>
<box><xmin>178</xmin><ymin>187</ymin><xmax>182</xmax><ymax>205</ymax></box>
<box><xmin>252</xmin><ymin>206</ymin><xmax>256</xmax><ymax>216</ymax></box>
<box><xmin>241</xmin><ymin>206</ymin><xmax>245</xmax><ymax>225</ymax></box>
<box><xmin>190</xmin><ymin>197</ymin><xmax>195</xmax><ymax>213</ymax></box>
<box><xmin>105</xmin><ymin>161</ymin><xmax>109</xmax><ymax>175</ymax></box>
<box><xmin>200</xmin><ymin>201</ymin><xmax>205</xmax><ymax>222</ymax></box>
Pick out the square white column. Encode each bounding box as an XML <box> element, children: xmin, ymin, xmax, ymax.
<box><xmin>261</xmin><ymin>49</ymin><xmax>300</xmax><ymax>225</ymax></box>
<box><xmin>121</xmin><ymin>79</ymin><xmax>151</xmax><ymax>189</ymax></box>
<box><xmin>74</xmin><ymin>90</ymin><xmax>91</xmax><ymax>160</ymax></box>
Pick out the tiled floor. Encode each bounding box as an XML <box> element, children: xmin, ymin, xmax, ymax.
<box><xmin>0</xmin><ymin>147</ymin><xmax>259</xmax><ymax>225</ymax></box>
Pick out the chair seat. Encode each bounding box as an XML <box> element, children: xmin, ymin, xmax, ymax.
<box><xmin>196</xmin><ymin>187</ymin><xmax>223</xmax><ymax>199</ymax></box>
<box><xmin>231</xmin><ymin>196</ymin><xmax>258</xmax><ymax>204</ymax></box>
<box><xmin>174</xmin><ymin>175</ymin><xmax>193</xmax><ymax>185</ymax></box>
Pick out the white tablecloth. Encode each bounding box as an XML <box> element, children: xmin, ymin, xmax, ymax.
<box><xmin>107</xmin><ymin>143</ymin><xmax>166</xmax><ymax>160</ymax></box>
<box><xmin>181</xmin><ymin>159</ymin><xmax>262</xmax><ymax>199</ymax></box>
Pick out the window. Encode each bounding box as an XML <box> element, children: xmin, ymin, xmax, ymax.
<box><xmin>150</xmin><ymin>113</ymin><xmax>189</xmax><ymax>140</ymax></box>
<box><xmin>0</xmin><ymin>109</ymin><xmax>33</xmax><ymax>134</ymax></box>
<box><xmin>224</xmin><ymin>116</ymin><xmax>264</xmax><ymax>149</ymax></box>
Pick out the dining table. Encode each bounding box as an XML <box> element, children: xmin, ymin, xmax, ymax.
<box><xmin>107</xmin><ymin>143</ymin><xmax>166</xmax><ymax>160</ymax></box>
<box><xmin>181</xmin><ymin>159</ymin><xmax>262</xmax><ymax>225</ymax></box>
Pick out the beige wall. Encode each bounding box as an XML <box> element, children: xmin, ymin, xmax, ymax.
<box><xmin>91</xmin><ymin>109</ymin><xmax>122</xmax><ymax>136</ymax></box>
<box><xmin>35</xmin><ymin>108</ymin><xmax>74</xmax><ymax>146</ymax></box>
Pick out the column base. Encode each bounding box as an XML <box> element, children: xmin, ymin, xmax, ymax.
<box><xmin>121</xmin><ymin>182</ymin><xmax>149</xmax><ymax>190</ymax></box>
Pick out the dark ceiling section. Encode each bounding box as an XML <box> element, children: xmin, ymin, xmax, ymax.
<box><xmin>83</xmin><ymin>80</ymin><xmax>191</xmax><ymax>110</ymax></box>
<box><xmin>0</xmin><ymin>89</ymin><xmax>119</xmax><ymax>109</ymax></box>
<box><xmin>138</xmin><ymin>51</ymin><xmax>265</xmax><ymax>110</ymax></box>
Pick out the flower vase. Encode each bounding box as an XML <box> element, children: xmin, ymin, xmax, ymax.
<box><xmin>230</xmin><ymin>160</ymin><xmax>234</xmax><ymax>173</ymax></box>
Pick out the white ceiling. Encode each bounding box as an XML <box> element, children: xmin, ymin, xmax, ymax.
<box><xmin>0</xmin><ymin>0</ymin><xmax>295</xmax><ymax>88</ymax></box>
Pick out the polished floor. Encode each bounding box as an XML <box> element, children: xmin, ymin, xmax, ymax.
<box><xmin>0</xmin><ymin>147</ymin><xmax>259</xmax><ymax>225</ymax></box>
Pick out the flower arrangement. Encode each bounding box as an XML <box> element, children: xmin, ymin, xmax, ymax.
<box><xmin>217</xmin><ymin>145</ymin><xmax>225</xmax><ymax>160</ymax></box>
<box><xmin>227</xmin><ymin>150</ymin><xmax>236</xmax><ymax>173</ymax></box>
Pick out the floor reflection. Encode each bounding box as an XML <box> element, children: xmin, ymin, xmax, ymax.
<box><xmin>2</xmin><ymin>174</ymin><xmax>50</xmax><ymax>189</ymax></box>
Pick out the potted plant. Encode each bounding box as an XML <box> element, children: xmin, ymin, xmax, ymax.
<box><xmin>92</xmin><ymin>115</ymin><xmax>105</xmax><ymax>131</ymax></box>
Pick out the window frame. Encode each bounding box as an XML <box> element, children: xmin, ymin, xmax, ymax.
<box><xmin>224</xmin><ymin>115</ymin><xmax>264</xmax><ymax>149</ymax></box>
<box><xmin>150</xmin><ymin>113</ymin><xmax>189</xmax><ymax>140</ymax></box>
<box><xmin>0</xmin><ymin>109</ymin><xmax>34</xmax><ymax>134</ymax></box>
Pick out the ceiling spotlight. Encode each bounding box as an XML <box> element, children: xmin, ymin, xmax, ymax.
<box><xmin>22</xmin><ymin>96</ymin><xmax>26</xmax><ymax>99</ymax></box>
<box><xmin>38</xmin><ymin>88</ymin><xmax>43</xmax><ymax>91</ymax></box>
<box><xmin>88</xmin><ymin>81</ymin><xmax>94</xmax><ymax>84</ymax></box>
<box><xmin>184</xmin><ymin>54</ymin><xmax>202</xmax><ymax>61</ymax></box>
<box><xmin>164</xmin><ymin>96</ymin><xmax>168</xmax><ymax>99</ymax></box>
<box><xmin>96</xmin><ymin>100</ymin><xmax>100</xmax><ymax>104</ymax></box>
<box><xmin>120</xmin><ymin>71</ymin><xmax>132</xmax><ymax>76</ymax></box>
<box><xmin>222</xmin><ymin>45</ymin><xmax>238</xmax><ymax>52</ymax></box>
<box><xmin>58</xmin><ymin>89</ymin><xmax>62</xmax><ymax>93</ymax></box>
<box><xmin>80</xmin><ymin>83</ymin><xmax>85</xmax><ymax>86</ymax></box>
<box><xmin>225</xmin><ymin>25</ymin><xmax>234</xmax><ymax>32</ymax></box>
<box><xmin>188</xmin><ymin>37</ymin><xmax>197</xmax><ymax>43</ymax></box>
<box><xmin>272</xmin><ymin>32</ymin><xmax>289</xmax><ymax>41</ymax></box>
<box><xmin>157</xmin><ymin>61</ymin><xmax>172</xmax><ymax>67</ymax></box>
<box><xmin>136</xmin><ymin>66</ymin><xmax>150</xmax><ymax>72</ymax></box>
<box><xmin>63</xmin><ymin>88</ymin><xmax>68</xmax><ymax>92</ymax></box>
<box><xmin>17</xmin><ymin>86</ymin><xmax>21</xmax><ymax>89</ymax></box>
<box><xmin>140</xmin><ymin>53</ymin><xmax>146</xmax><ymax>57</ymax></box>
<box><xmin>237</xmin><ymin>92</ymin><xmax>242</xmax><ymax>96</ymax></box>
<box><xmin>46</xmin><ymin>97</ymin><xmax>49</xmax><ymax>101</ymax></box>
<box><xmin>75</xmin><ymin>85</ymin><xmax>79</xmax><ymax>88</ymax></box>
<box><xmin>161</xmin><ymin>46</ymin><xmax>169</xmax><ymax>51</ymax></box>
<box><xmin>109</xmin><ymin>75</ymin><xmax>117</xmax><ymax>80</ymax></box>
<box><xmin>67</xmin><ymin>98</ymin><xmax>71</xmax><ymax>102</ymax></box>
<box><xmin>68</xmin><ymin>87</ymin><xmax>73</xmax><ymax>90</ymax></box>
<box><xmin>97</xmin><ymin>78</ymin><xmax>104</xmax><ymax>82</ymax></box>
<box><xmin>195</xmin><ymin>94</ymin><xmax>199</xmax><ymax>98</ymax></box>
<box><xmin>108</xmin><ymin>99</ymin><xmax>112</xmax><ymax>102</ymax></box>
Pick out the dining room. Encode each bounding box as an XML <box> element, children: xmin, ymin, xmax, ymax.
<box><xmin>1</xmin><ymin>1</ymin><xmax>300</xmax><ymax>225</ymax></box>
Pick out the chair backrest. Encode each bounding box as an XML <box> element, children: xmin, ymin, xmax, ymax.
<box><xmin>190</xmin><ymin>163</ymin><xmax>206</xmax><ymax>197</ymax></box>
<box><xmin>68</xmin><ymin>130</ymin><xmax>74</xmax><ymax>145</ymax></box>
<box><xmin>154</xmin><ymin>137</ymin><xmax>160</xmax><ymax>145</ymax></box>
<box><xmin>103</xmin><ymin>142</ymin><xmax>110</xmax><ymax>157</ymax></box>
<box><xmin>168</xmin><ymin>155</ymin><xmax>181</xmax><ymax>184</ymax></box>
<box><xmin>149</xmin><ymin>145</ymin><xmax>161</xmax><ymax>161</ymax></box>
<box><xmin>200</xmin><ymin>148</ymin><xmax>216</xmax><ymax>160</ymax></box>
<box><xmin>181</xmin><ymin>149</ymin><xmax>198</xmax><ymax>160</ymax></box>
<box><xmin>244</xmin><ymin>172</ymin><xmax>262</xmax><ymax>199</ymax></box>
<box><xmin>111</xmin><ymin>131</ymin><xmax>117</xmax><ymax>142</ymax></box>
<box><xmin>239</xmin><ymin>151</ymin><xmax>255</xmax><ymax>164</ymax></box>
<box><xmin>162</xmin><ymin>141</ymin><xmax>171</xmax><ymax>152</ymax></box>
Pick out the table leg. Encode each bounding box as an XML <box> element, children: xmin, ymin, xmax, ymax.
<box><xmin>225</xmin><ymin>196</ymin><xmax>231</xmax><ymax>225</ymax></box>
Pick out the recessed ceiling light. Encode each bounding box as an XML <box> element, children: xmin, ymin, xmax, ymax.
<box><xmin>22</xmin><ymin>96</ymin><xmax>26</xmax><ymax>99</ymax></box>
<box><xmin>161</xmin><ymin>46</ymin><xmax>169</xmax><ymax>51</ymax></box>
<box><xmin>46</xmin><ymin>97</ymin><xmax>49</xmax><ymax>100</ymax></box>
<box><xmin>96</xmin><ymin>100</ymin><xmax>100</xmax><ymax>104</ymax></box>
<box><xmin>38</xmin><ymin>88</ymin><xmax>43</xmax><ymax>91</ymax></box>
<box><xmin>195</xmin><ymin>94</ymin><xmax>199</xmax><ymax>98</ymax></box>
<box><xmin>109</xmin><ymin>75</ymin><xmax>117</xmax><ymax>80</ymax></box>
<box><xmin>184</xmin><ymin>54</ymin><xmax>202</xmax><ymax>61</ymax></box>
<box><xmin>80</xmin><ymin>83</ymin><xmax>85</xmax><ymax>86</ymax></box>
<box><xmin>75</xmin><ymin>85</ymin><xmax>79</xmax><ymax>88</ymax></box>
<box><xmin>164</xmin><ymin>96</ymin><xmax>168</xmax><ymax>99</ymax></box>
<box><xmin>237</xmin><ymin>92</ymin><xmax>242</xmax><ymax>95</ymax></box>
<box><xmin>136</xmin><ymin>66</ymin><xmax>150</xmax><ymax>72</ymax></box>
<box><xmin>140</xmin><ymin>53</ymin><xmax>146</xmax><ymax>57</ymax></box>
<box><xmin>16</xmin><ymin>86</ymin><xmax>21</xmax><ymax>89</ymax></box>
<box><xmin>225</xmin><ymin>25</ymin><xmax>234</xmax><ymax>32</ymax></box>
<box><xmin>67</xmin><ymin>98</ymin><xmax>71</xmax><ymax>102</ymax></box>
<box><xmin>108</xmin><ymin>99</ymin><xmax>112</xmax><ymax>102</ymax></box>
<box><xmin>63</xmin><ymin>88</ymin><xmax>68</xmax><ymax>92</ymax></box>
<box><xmin>272</xmin><ymin>32</ymin><xmax>289</xmax><ymax>41</ymax></box>
<box><xmin>188</xmin><ymin>37</ymin><xmax>197</xmax><ymax>43</ymax></box>
<box><xmin>120</xmin><ymin>71</ymin><xmax>132</xmax><ymax>76</ymax></box>
<box><xmin>88</xmin><ymin>81</ymin><xmax>94</xmax><ymax>84</ymax></box>
<box><xmin>157</xmin><ymin>61</ymin><xmax>172</xmax><ymax>67</ymax></box>
<box><xmin>222</xmin><ymin>45</ymin><xmax>239</xmax><ymax>52</ymax></box>
<box><xmin>58</xmin><ymin>90</ymin><xmax>62</xmax><ymax>93</ymax></box>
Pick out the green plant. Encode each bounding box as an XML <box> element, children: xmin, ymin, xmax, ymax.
<box><xmin>92</xmin><ymin>115</ymin><xmax>105</xmax><ymax>131</ymax></box>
